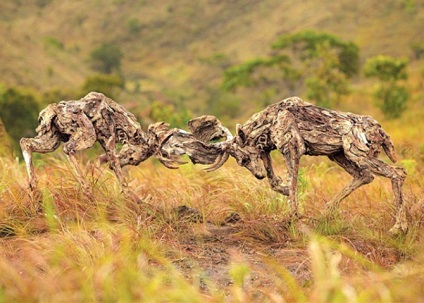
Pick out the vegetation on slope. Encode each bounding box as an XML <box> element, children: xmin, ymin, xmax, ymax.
<box><xmin>1</xmin><ymin>0</ymin><xmax>423</xmax><ymax>112</ymax></box>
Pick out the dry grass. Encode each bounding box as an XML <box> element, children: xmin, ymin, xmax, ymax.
<box><xmin>1</xmin><ymin>89</ymin><xmax>423</xmax><ymax>302</ymax></box>
<box><xmin>0</xmin><ymin>148</ymin><xmax>423</xmax><ymax>302</ymax></box>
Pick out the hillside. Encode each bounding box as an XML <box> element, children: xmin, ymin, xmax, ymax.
<box><xmin>1</xmin><ymin>0</ymin><xmax>423</xmax><ymax>114</ymax></box>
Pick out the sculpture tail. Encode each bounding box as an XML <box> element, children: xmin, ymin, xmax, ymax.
<box><xmin>380</xmin><ymin>128</ymin><xmax>397</xmax><ymax>163</ymax></box>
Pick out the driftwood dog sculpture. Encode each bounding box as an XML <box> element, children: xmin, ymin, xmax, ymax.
<box><xmin>188</xmin><ymin>97</ymin><xmax>408</xmax><ymax>234</ymax></box>
<box><xmin>20</xmin><ymin>92</ymin><xmax>189</xmax><ymax>199</ymax></box>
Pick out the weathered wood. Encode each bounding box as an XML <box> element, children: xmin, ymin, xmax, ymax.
<box><xmin>20</xmin><ymin>92</ymin><xmax>408</xmax><ymax>234</ymax></box>
<box><xmin>188</xmin><ymin>97</ymin><xmax>407</xmax><ymax>235</ymax></box>
<box><xmin>20</xmin><ymin>92</ymin><xmax>189</xmax><ymax>200</ymax></box>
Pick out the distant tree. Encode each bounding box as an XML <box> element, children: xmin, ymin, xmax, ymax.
<box><xmin>303</xmin><ymin>42</ymin><xmax>351</xmax><ymax>107</ymax></box>
<box><xmin>222</xmin><ymin>30</ymin><xmax>359</xmax><ymax>107</ymax></box>
<box><xmin>206</xmin><ymin>88</ymin><xmax>241</xmax><ymax>120</ymax></box>
<box><xmin>0</xmin><ymin>87</ymin><xmax>39</xmax><ymax>150</ymax></box>
<box><xmin>89</xmin><ymin>43</ymin><xmax>123</xmax><ymax>74</ymax></box>
<box><xmin>36</xmin><ymin>0</ymin><xmax>53</xmax><ymax>8</ymax></box>
<box><xmin>222</xmin><ymin>55</ymin><xmax>295</xmax><ymax>91</ymax></box>
<box><xmin>364</xmin><ymin>55</ymin><xmax>409</xmax><ymax>119</ymax></box>
<box><xmin>364</xmin><ymin>55</ymin><xmax>408</xmax><ymax>82</ymax></box>
<box><xmin>272</xmin><ymin>30</ymin><xmax>360</xmax><ymax>77</ymax></box>
<box><xmin>410</xmin><ymin>42</ymin><xmax>424</xmax><ymax>60</ymax></box>
<box><xmin>81</xmin><ymin>73</ymin><xmax>125</xmax><ymax>99</ymax></box>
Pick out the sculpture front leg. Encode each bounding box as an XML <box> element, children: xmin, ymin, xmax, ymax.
<box><xmin>282</xmin><ymin>152</ymin><xmax>300</xmax><ymax>218</ymax></box>
<box><xmin>269</xmin><ymin>176</ymin><xmax>290</xmax><ymax>196</ymax></box>
<box><xmin>20</xmin><ymin>134</ymin><xmax>61</xmax><ymax>203</ymax></box>
<box><xmin>270</xmin><ymin>109</ymin><xmax>306</xmax><ymax>218</ymax></box>
<box><xmin>20</xmin><ymin>140</ymin><xmax>38</xmax><ymax>191</ymax></box>
<box><xmin>261</xmin><ymin>152</ymin><xmax>289</xmax><ymax>196</ymax></box>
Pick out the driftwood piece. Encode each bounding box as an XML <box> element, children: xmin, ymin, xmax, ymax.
<box><xmin>188</xmin><ymin>97</ymin><xmax>407</xmax><ymax>235</ymax></box>
<box><xmin>20</xmin><ymin>92</ymin><xmax>188</xmax><ymax>200</ymax></box>
<box><xmin>160</xmin><ymin>129</ymin><xmax>224</xmax><ymax>166</ymax></box>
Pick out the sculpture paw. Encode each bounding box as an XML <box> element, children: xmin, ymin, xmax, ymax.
<box><xmin>324</xmin><ymin>200</ymin><xmax>339</xmax><ymax>212</ymax></box>
<box><xmin>276</xmin><ymin>185</ymin><xmax>290</xmax><ymax>196</ymax></box>
<box><xmin>270</xmin><ymin>178</ymin><xmax>289</xmax><ymax>196</ymax></box>
<box><xmin>322</xmin><ymin>206</ymin><xmax>335</xmax><ymax>220</ymax></box>
<box><xmin>122</xmin><ymin>188</ymin><xmax>143</xmax><ymax>204</ymax></box>
<box><xmin>29</xmin><ymin>186</ymin><xmax>43</xmax><ymax>204</ymax></box>
<box><xmin>389</xmin><ymin>223</ymin><xmax>408</xmax><ymax>236</ymax></box>
<box><xmin>288</xmin><ymin>209</ymin><xmax>300</xmax><ymax>221</ymax></box>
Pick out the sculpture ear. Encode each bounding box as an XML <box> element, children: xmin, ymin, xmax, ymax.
<box><xmin>236</xmin><ymin>124</ymin><xmax>246</xmax><ymax>145</ymax></box>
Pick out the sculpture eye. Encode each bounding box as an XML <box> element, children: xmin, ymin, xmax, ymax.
<box><xmin>241</xmin><ymin>158</ymin><xmax>250</xmax><ymax>166</ymax></box>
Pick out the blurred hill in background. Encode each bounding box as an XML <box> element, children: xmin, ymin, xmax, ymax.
<box><xmin>0</xmin><ymin>0</ymin><xmax>423</xmax><ymax>132</ymax></box>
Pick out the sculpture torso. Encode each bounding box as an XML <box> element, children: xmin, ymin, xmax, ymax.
<box><xmin>240</xmin><ymin>97</ymin><xmax>391</xmax><ymax>159</ymax></box>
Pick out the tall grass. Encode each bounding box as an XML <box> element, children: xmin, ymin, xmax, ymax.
<box><xmin>0</xmin><ymin>152</ymin><xmax>423</xmax><ymax>302</ymax></box>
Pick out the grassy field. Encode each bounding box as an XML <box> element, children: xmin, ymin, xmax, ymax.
<box><xmin>0</xmin><ymin>126</ymin><xmax>423</xmax><ymax>302</ymax></box>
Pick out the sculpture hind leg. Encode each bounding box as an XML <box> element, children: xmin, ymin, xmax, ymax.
<box><xmin>325</xmin><ymin>152</ymin><xmax>374</xmax><ymax>212</ymax></box>
<box><xmin>98</xmin><ymin>136</ymin><xmax>144</xmax><ymax>202</ymax></box>
<box><xmin>98</xmin><ymin>136</ymin><xmax>127</xmax><ymax>191</ymax></box>
<box><xmin>93</xmin><ymin>108</ymin><xmax>140</xmax><ymax>201</ymax></box>
<box><xmin>362</xmin><ymin>158</ymin><xmax>407</xmax><ymax>234</ymax></box>
<box><xmin>62</xmin><ymin>114</ymin><xmax>97</xmax><ymax>199</ymax></box>
<box><xmin>343</xmin><ymin>149</ymin><xmax>408</xmax><ymax>234</ymax></box>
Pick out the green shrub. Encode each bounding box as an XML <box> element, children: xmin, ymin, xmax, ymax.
<box><xmin>43</xmin><ymin>36</ymin><xmax>64</xmax><ymax>51</ymax></box>
<box><xmin>89</xmin><ymin>43</ymin><xmax>124</xmax><ymax>74</ymax></box>
<box><xmin>364</xmin><ymin>55</ymin><xmax>409</xmax><ymax>119</ymax></box>
<box><xmin>80</xmin><ymin>73</ymin><xmax>125</xmax><ymax>99</ymax></box>
<box><xmin>149</xmin><ymin>101</ymin><xmax>192</xmax><ymax>129</ymax></box>
<box><xmin>127</xmin><ymin>18</ymin><xmax>143</xmax><ymax>35</ymax></box>
<box><xmin>0</xmin><ymin>118</ymin><xmax>13</xmax><ymax>158</ymax></box>
<box><xmin>0</xmin><ymin>86</ymin><xmax>39</xmax><ymax>151</ymax></box>
<box><xmin>375</xmin><ymin>85</ymin><xmax>409</xmax><ymax>119</ymax></box>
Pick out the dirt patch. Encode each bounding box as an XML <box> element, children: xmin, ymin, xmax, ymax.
<box><xmin>167</xmin><ymin>217</ymin><xmax>312</xmax><ymax>297</ymax></box>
